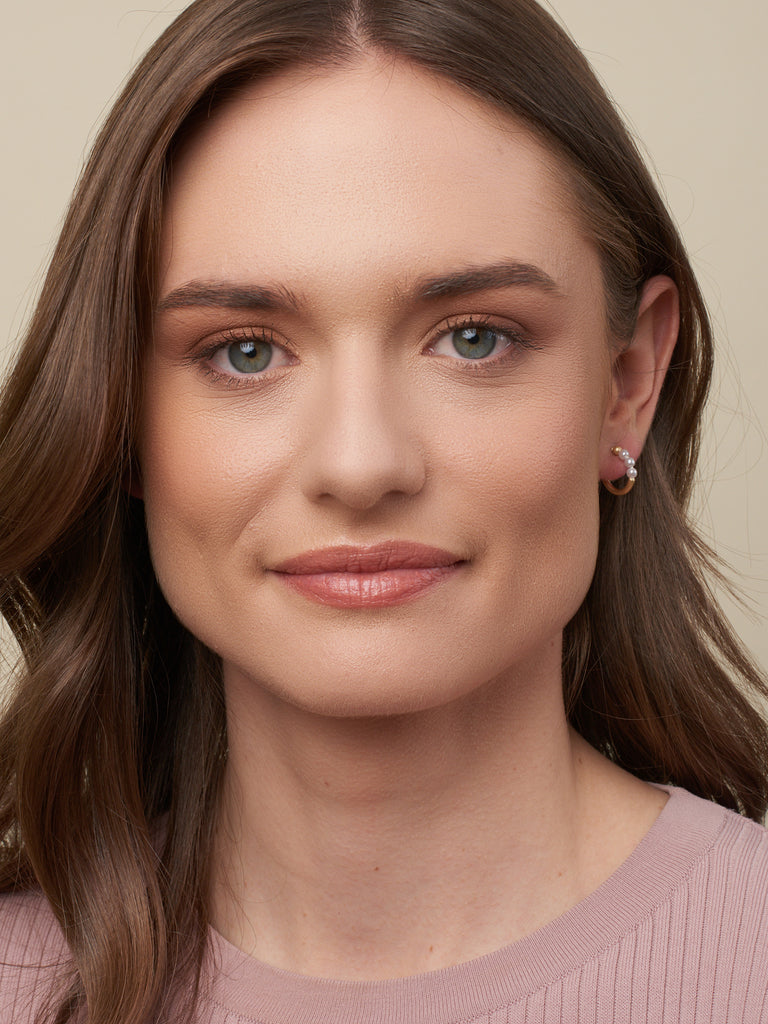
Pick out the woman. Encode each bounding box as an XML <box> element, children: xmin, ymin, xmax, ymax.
<box><xmin>1</xmin><ymin>0</ymin><xmax>767</xmax><ymax>1022</ymax></box>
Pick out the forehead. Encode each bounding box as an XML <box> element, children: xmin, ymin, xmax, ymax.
<box><xmin>160</xmin><ymin>55</ymin><xmax>598</xmax><ymax>308</ymax></box>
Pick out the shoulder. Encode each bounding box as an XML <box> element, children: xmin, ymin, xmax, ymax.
<box><xmin>0</xmin><ymin>890</ymin><xmax>71</xmax><ymax>1024</ymax></box>
<box><xmin>652</xmin><ymin>787</ymin><xmax>768</xmax><ymax>1013</ymax></box>
<box><xmin>673</xmin><ymin>785</ymin><xmax>768</xmax><ymax>891</ymax></box>
<box><xmin>0</xmin><ymin>889</ymin><xmax>67</xmax><ymax>960</ymax></box>
<box><xmin>656</xmin><ymin>784</ymin><xmax>768</xmax><ymax>905</ymax></box>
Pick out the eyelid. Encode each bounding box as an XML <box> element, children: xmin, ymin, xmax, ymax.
<box><xmin>185</xmin><ymin>314</ymin><xmax>537</xmax><ymax>388</ymax></box>
<box><xmin>426</xmin><ymin>314</ymin><xmax>537</xmax><ymax>365</ymax></box>
<box><xmin>193</xmin><ymin>326</ymin><xmax>296</xmax><ymax>386</ymax></box>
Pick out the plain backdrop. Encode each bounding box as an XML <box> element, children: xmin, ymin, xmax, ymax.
<box><xmin>1</xmin><ymin>1</ymin><xmax>766</xmax><ymax>676</ymax></box>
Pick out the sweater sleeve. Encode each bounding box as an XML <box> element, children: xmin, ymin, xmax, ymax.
<box><xmin>0</xmin><ymin>891</ymin><xmax>72</xmax><ymax>1024</ymax></box>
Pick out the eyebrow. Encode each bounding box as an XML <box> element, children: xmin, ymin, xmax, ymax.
<box><xmin>414</xmin><ymin>261</ymin><xmax>560</xmax><ymax>300</ymax></box>
<box><xmin>156</xmin><ymin>282</ymin><xmax>302</xmax><ymax>313</ymax></box>
<box><xmin>155</xmin><ymin>260</ymin><xmax>559</xmax><ymax>313</ymax></box>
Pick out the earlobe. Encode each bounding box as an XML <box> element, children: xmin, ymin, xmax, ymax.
<box><xmin>599</xmin><ymin>275</ymin><xmax>679</xmax><ymax>484</ymax></box>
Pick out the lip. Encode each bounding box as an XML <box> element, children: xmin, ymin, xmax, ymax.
<box><xmin>272</xmin><ymin>542</ymin><xmax>463</xmax><ymax>574</ymax></box>
<box><xmin>270</xmin><ymin>542</ymin><xmax>465</xmax><ymax>608</ymax></box>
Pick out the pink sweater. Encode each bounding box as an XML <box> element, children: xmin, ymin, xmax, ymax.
<box><xmin>2</xmin><ymin>785</ymin><xmax>768</xmax><ymax>1022</ymax></box>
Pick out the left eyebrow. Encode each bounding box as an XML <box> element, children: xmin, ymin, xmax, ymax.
<box><xmin>413</xmin><ymin>260</ymin><xmax>560</xmax><ymax>300</ymax></box>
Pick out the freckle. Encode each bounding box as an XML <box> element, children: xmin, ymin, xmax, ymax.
<box><xmin>429</xmin><ymin>945</ymin><xmax>434</xmax><ymax>953</ymax></box>
<box><xmin>374</xmin><ymin>866</ymin><xmax>379</xmax><ymax>872</ymax></box>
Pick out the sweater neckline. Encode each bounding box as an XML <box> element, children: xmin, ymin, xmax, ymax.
<box><xmin>205</xmin><ymin>786</ymin><xmax>726</xmax><ymax>1024</ymax></box>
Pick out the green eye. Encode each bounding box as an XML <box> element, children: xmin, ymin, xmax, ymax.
<box><xmin>227</xmin><ymin>339</ymin><xmax>273</xmax><ymax>373</ymax></box>
<box><xmin>451</xmin><ymin>327</ymin><xmax>499</xmax><ymax>359</ymax></box>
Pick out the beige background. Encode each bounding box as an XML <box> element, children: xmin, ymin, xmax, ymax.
<box><xmin>1</xmin><ymin>1</ymin><xmax>766</xmax><ymax>674</ymax></box>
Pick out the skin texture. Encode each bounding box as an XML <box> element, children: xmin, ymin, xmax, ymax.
<box><xmin>141</xmin><ymin>55</ymin><xmax>679</xmax><ymax>978</ymax></box>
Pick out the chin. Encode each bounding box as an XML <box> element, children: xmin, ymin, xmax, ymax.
<box><xmin>224</xmin><ymin>659</ymin><xmax>489</xmax><ymax>721</ymax></box>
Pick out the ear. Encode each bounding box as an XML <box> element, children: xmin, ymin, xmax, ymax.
<box><xmin>599</xmin><ymin>275</ymin><xmax>679</xmax><ymax>482</ymax></box>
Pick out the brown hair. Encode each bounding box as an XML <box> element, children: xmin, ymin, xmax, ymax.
<box><xmin>1</xmin><ymin>0</ymin><xmax>766</xmax><ymax>1021</ymax></box>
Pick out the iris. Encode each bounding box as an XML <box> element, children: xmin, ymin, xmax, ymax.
<box><xmin>452</xmin><ymin>327</ymin><xmax>498</xmax><ymax>359</ymax></box>
<box><xmin>228</xmin><ymin>340</ymin><xmax>272</xmax><ymax>373</ymax></box>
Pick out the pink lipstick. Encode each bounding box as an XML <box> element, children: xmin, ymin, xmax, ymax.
<box><xmin>271</xmin><ymin>542</ymin><xmax>464</xmax><ymax>608</ymax></box>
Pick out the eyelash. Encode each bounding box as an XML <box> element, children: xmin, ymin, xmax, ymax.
<box><xmin>194</xmin><ymin>327</ymin><xmax>293</xmax><ymax>389</ymax></box>
<box><xmin>430</xmin><ymin>315</ymin><xmax>537</xmax><ymax>372</ymax></box>
<box><xmin>193</xmin><ymin>316</ymin><xmax>537</xmax><ymax>388</ymax></box>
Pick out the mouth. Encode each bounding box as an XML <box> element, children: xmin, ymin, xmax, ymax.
<box><xmin>270</xmin><ymin>541</ymin><xmax>465</xmax><ymax>608</ymax></box>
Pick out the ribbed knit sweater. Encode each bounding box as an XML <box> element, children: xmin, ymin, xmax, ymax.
<box><xmin>2</xmin><ymin>785</ymin><xmax>768</xmax><ymax>1022</ymax></box>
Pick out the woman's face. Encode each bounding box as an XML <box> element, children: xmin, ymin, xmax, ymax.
<box><xmin>141</xmin><ymin>56</ymin><xmax>619</xmax><ymax>717</ymax></box>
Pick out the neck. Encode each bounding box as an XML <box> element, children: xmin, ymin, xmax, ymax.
<box><xmin>210</xmin><ymin>652</ymin><xmax>664</xmax><ymax>979</ymax></box>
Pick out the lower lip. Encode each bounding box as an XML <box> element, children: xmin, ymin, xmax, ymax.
<box><xmin>274</xmin><ymin>565</ymin><xmax>460</xmax><ymax>608</ymax></box>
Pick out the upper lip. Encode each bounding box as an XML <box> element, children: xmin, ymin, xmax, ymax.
<box><xmin>272</xmin><ymin>542</ymin><xmax>464</xmax><ymax>574</ymax></box>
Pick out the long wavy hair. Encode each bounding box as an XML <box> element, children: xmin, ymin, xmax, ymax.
<box><xmin>1</xmin><ymin>0</ymin><xmax>766</xmax><ymax>1021</ymax></box>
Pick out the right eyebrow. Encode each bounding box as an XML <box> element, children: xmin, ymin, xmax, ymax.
<box><xmin>156</xmin><ymin>281</ymin><xmax>302</xmax><ymax>313</ymax></box>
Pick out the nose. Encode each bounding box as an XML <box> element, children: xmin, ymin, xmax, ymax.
<box><xmin>299</xmin><ymin>359</ymin><xmax>426</xmax><ymax>512</ymax></box>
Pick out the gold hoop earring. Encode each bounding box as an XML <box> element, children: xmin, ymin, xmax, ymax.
<box><xmin>602</xmin><ymin>446</ymin><xmax>637</xmax><ymax>495</ymax></box>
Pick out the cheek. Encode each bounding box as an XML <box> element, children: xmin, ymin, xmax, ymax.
<box><xmin>137</xmin><ymin>383</ymin><xmax>281</xmax><ymax>619</ymax></box>
<box><xmin>452</xmin><ymin>378</ymin><xmax>604</xmax><ymax>636</ymax></box>
<box><xmin>140</xmin><ymin>371</ymin><xmax>285</xmax><ymax>519</ymax></box>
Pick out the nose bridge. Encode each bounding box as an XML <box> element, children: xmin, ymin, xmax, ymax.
<box><xmin>299</xmin><ymin>340</ymin><xmax>426</xmax><ymax>510</ymax></box>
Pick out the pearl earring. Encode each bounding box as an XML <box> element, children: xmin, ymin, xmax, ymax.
<box><xmin>603</xmin><ymin>446</ymin><xmax>637</xmax><ymax>495</ymax></box>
